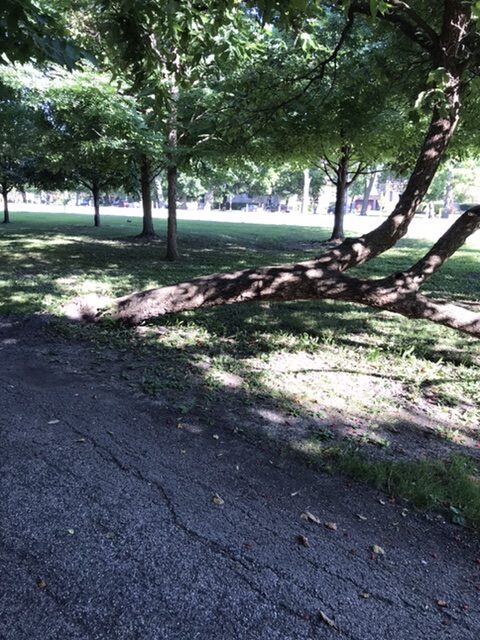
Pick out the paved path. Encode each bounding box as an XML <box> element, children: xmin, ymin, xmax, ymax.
<box><xmin>1</xmin><ymin>318</ymin><xmax>479</xmax><ymax>639</ymax></box>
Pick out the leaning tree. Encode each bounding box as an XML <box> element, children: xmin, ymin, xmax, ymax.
<box><xmin>73</xmin><ymin>0</ymin><xmax>480</xmax><ymax>337</ymax></box>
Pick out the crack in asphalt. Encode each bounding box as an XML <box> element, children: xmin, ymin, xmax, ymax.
<box><xmin>2</xmin><ymin>324</ymin><xmax>480</xmax><ymax>640</ymax></box>
<box><xmin>15</xmin><ymin>398</ymin><xmax>475</xmax><ymax>638</ymax></box>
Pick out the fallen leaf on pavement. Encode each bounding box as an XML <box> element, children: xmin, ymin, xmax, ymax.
<box><xmin>324</xmin><ymin>522</ymin><xmax>338</xmax><ymax>531</ymax></box>
<box><xmin>296</xmin><ymin>534</ymin><xmax>310</xmax><ymax>547</ymax></box>
<box><xmin>436</xmin><ymin>600</ymin><xmax>448</xmax><ymax>608</ymax></box>
<box><xmin>48</xmin><ymin>419</ymin><xmax>60</xmax><ymax>425</ymax></box>
<box><xmin>301</xmin><ymin>511</ymin><xmax>321</xmax><ymax>524</ymax></box>
<box><xmin>360</xmin><ymin>592</ymin><xmax>370</xmax><ymax>599</ymax></box>
<box><xmin>212</xmin><ymin>493</ymin><xmax>224</xmax><ymax>506</ymax></box>
<box><xmin>66</xmin><ymin>528</ymin><xmax>74</xmax><ymax>535</ymax></box>
<box><xmin>372</xmin><ymin>545</ymin><xmax>385</xmax><ymax>556</ymax></box>
<box><xmin>76</xmin><ymin>438</ymin><xmax>86</xmax><ymax>443</ymax></box>
<box><xmin>319</xmin><ymin>610</ymin><xmax>337</xmax><ymax>629</ymax></box>
<box><xmin>357</xmin><ymin>514</ymin><xmax>367</xmax><ymax>521</ymax></box>
<box><xmin>36</xmin><ymin>578</ymin><xmax>47</xmax><ymax>589</ymax></box>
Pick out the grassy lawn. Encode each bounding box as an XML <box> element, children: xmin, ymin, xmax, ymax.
<box><xmin>2</xmin><ymin>211</ymin><xmax>480</xmax><ymax>526</ymax></box>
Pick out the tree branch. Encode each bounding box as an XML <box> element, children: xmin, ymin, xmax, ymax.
<box><xmin>245</xmin><ymin>10</ymin><xmax>355</xmax><ymax>115</ymax></box>
<box><xmin>346</xmin><ymin>163</ymin><xmax>366</xmax><ymax>186</ymax></box>
<box><xmin>350</xmin><ymin>0</ymin><xmax>439</xmax><ymax>56</ymax></box>
<box><xmin>396</xmin><ymin>205</ymin><xmax>480</xmax><ymax>289</ymax></box>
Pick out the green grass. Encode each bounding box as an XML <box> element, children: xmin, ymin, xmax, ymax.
<box><xmin>335</xmin><ymin>454</ymin><xmax>480</xmax><ymax>529</ymax></box>
<box><xmin>2</xmin><ymin>211</ymin><xmax>480</xmax><ymax>527</ymax></box>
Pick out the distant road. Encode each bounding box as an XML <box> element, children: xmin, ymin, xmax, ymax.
<box><xmin>8</xmin><ymin>203</ymin><xmax>479</xmax><ymax>247</ymax></box>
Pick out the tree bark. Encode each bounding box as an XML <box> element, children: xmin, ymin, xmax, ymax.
<box><xmin>166</xmin><ymin>164</ymin><xmax>178</xmax><ymax>261</ymax></box>
<box><xmin>92</xmin><ymin>184</ymin><xmax>101</xmax><ymax>228</ymax></box>
<box><xmin>139</xmin><ymin>155</ymin><xmax>156</xmax><ymax>238</ymax></box>
<box><xmin>321</xmin><ymin>79</ymin><xmax>461</xmax><ymax>272</ymax></box>
<box><xmin>2</xmin><ymin>184</ymin><xmax>10</xmax><ymax>224</ymax></box>
<box><xmin>86</xmin><ymin>206</ymin><xmax>480</xmax><ymax>335</ymax></box>
<box><xmin>360</xmin><ymin>174</ymin><xmax>375</xmax><ymax>216</ymax></box>
<box><xmin>330</xmin><ymin>146</ymin><xmax>349</xmax><ymax>241</ymax></box>
<box><xmin>165</xmin><ymin>79</ymin><xmax>179</xmax><ymax>261</ymax></box>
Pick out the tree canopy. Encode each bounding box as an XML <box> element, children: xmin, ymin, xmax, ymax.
<box><xmin>2</xmin><ymin>0</ymin><xmax>480</xmax><ymax>336</ymax></box>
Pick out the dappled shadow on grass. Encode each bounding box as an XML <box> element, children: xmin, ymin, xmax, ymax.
<box><xmin>2</xmin><ymin>214</ymin><xmax>479</xmax><ymax>464</ymax></box>
<box><xmin>45</xmin><ymin>313</ymin><xmax>480</xmax><ymax>527</ymax></box>
<box><xmin>0</xmin><ymin>226</ymin><xmax>306</xmax><ymax>318</ymax></box>
<box><xmin>52</xmin><ymin>303</ymin><xmax>480</xmax><ymax>466</ymax></box>
<box><xmin>3</xmin><ymin>212</ymin><xmax>479</xmax><ymax>525</ymax></box>
<box><xmin>1</xmin><ymin>215</ymin><xmax>479</xmax><ymax>317</ymax></box>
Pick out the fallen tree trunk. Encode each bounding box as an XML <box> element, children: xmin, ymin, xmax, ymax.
<box><xmin>77</xmin><ymin>207</ymin><xmax>480</xmax><ymax>336</ymax></box>
<box><xmin>67</xmin><ymin>1</ymin><xmax>478</xmax><ymax>337</ymax></box>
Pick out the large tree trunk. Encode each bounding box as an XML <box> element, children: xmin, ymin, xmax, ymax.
<box><xmin>139</xmin><ymin>155</ymin><xmax>156</xmax><ymax>238</ymax></box>
<box><xmin>330</xmin><ymin>147</ymin><xmax>349</xmax><ymax>241</ymax></box>
<box><xmin>2</xmin><ymin>184</ymin><xmax>9</xmax><ymax>224</ymax></box>
<box><xmin>166</xmin><ymin>164</ymin><xmax>178</xmax><ymax>261</ymax></box>
<box><xmin>92</xmin><ymin>184</ymin><xmax>101</xmax><ymax>228</ymax></box>
<box><xmin>84</xmin><ymin>206</ymin><xmax>480</xmax><ymax>336</ymax></box>
<box><xmin>323</xmin><ymin>85</ymin><xmax>461</xmax><ymax>272</ymax></box>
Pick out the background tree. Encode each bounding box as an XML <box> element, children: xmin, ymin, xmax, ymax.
<box><xmin>88</xmin><ymin>0</ymin><xmax>250</xmax><ymax>259</ymax></box>
<box><xmin>38</xmin><ymin>68</ymin><xmax>138</xmax><ymax>227</ymax></box>
<box><xmin>0</xmin><ymin>68</ymin><xmax>38</xmax><ymax>223</ymax></box>
<box><xmin>80</xmin><ymin>0</ymin><xmax>480</xmax><ymax>338</ymax></box>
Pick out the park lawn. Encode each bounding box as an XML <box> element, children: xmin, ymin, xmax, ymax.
<box><xmin>1</xmin><ymin>211</ymin><xmax>480</xmax><ymax>526</ymax></box>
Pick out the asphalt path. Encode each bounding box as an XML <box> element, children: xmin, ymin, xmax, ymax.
<box><xmin>1</xmin><ymin>318</ymin><xmax>479</xmax><ymax>639</ymax></box>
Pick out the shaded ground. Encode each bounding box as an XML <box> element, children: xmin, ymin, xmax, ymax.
<box><xmin>1</xmin><ymin>214</ymin><xmax>478</xmax><ymax>467</ymax></box>
<box><xmin>1</xmin><ymin>317</ymin><xmax>480</xmax><ymax>640</ymax></box>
